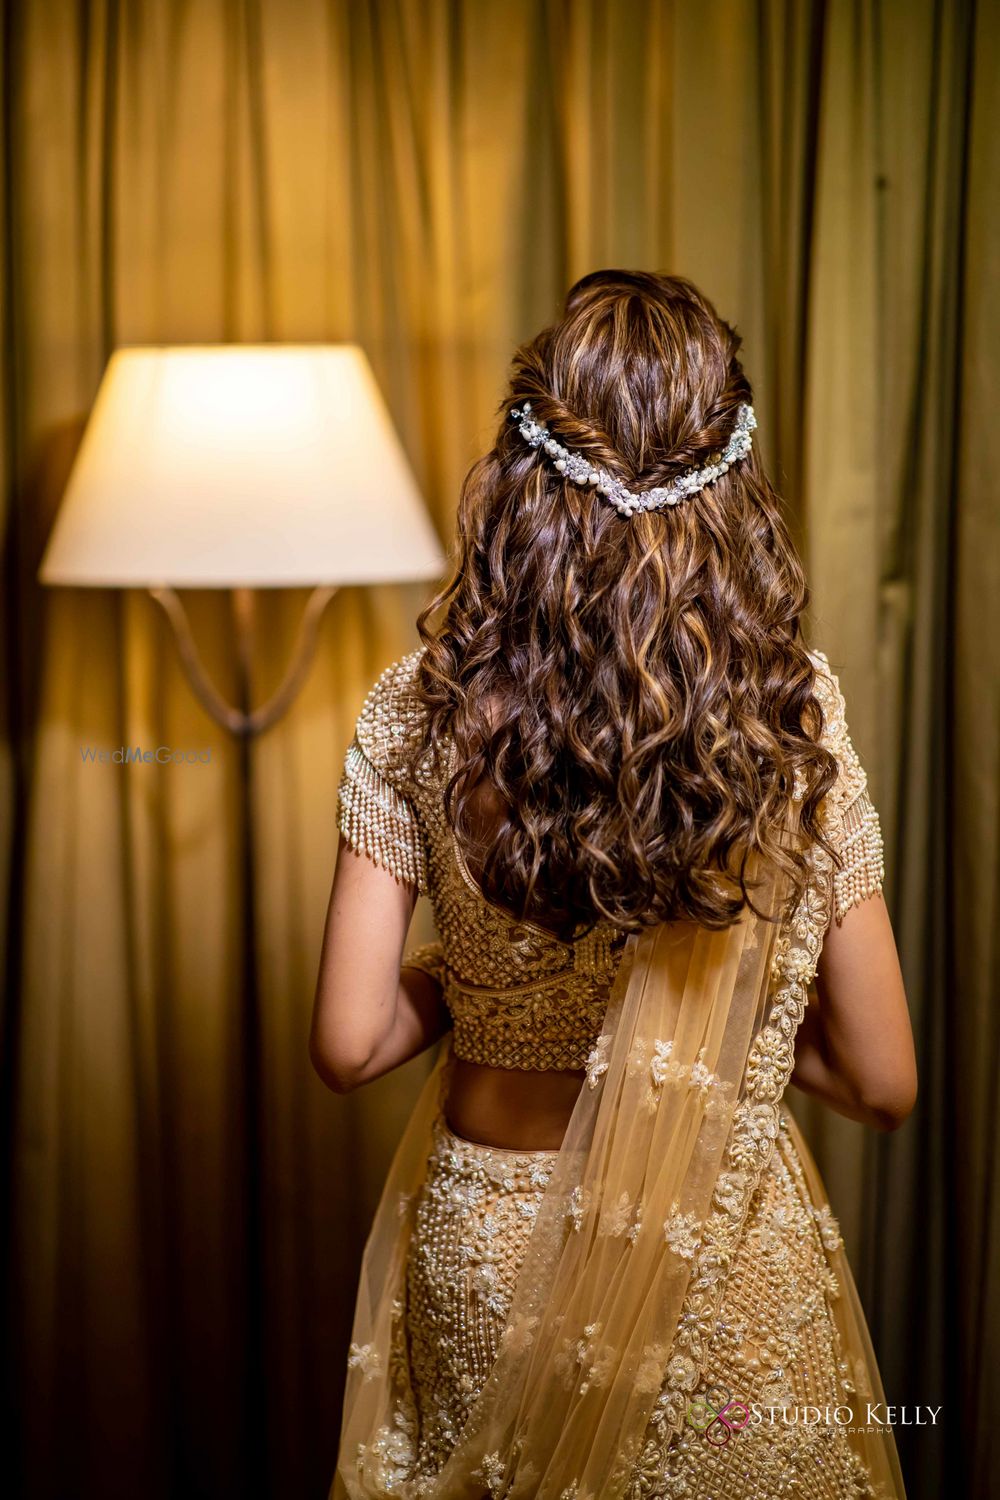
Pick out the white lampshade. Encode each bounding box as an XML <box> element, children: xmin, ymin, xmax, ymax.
<box><xmin>38</xmin><ymin>344</ymin><xmax>446</xmax><ymax>588</ymax></box>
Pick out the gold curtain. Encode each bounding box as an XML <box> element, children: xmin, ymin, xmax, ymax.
<box><xmin>0</xmin><ymin>3</ymin><xmax>994</xmax><ymax>1497</ymax></box>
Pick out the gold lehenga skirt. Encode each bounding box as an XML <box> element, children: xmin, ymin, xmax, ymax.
<box><xmin>403</xmin><ymin>1107</ymin><xmax>898</xmax><ymax>1499</ymax></box>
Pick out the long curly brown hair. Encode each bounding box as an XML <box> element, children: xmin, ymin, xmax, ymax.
<box><xmin>409</xmin><ymin>269</ymin><xmax>839</xmax><ymax>943</ymax></box>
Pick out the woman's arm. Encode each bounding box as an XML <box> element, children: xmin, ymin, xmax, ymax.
<box><xmin>309</xmin><ymin>832</ymin><xmax>451</xmax><ymax>1094</ymax></box>
<box><xmin>789</xmin><ymin>891</ymin><xmax>917</xmax><ymax>1131</ymax></box>
<box><xmin>788</xmin><ymin>987</ymin><xmax>876</xmax><ymax>1126</ymax></box>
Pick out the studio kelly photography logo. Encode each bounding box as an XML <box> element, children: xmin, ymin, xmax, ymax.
<box><xmin>80</xmin><ymin>744</ymin><xmax>212</xmax><ymax>766</ymax></box>
<box><xmin>685</xmin><ymin>1388</ymin><xmax>942</xmax><ymax>1446</ymax></box>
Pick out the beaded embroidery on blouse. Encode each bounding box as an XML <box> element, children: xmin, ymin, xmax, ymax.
<box><xmin>335</xmin><ymin>646</ymin><xmax>885</xmax><ymax>1073</ymax></box>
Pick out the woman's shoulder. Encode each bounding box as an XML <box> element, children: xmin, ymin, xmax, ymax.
<box><xmin>352</xmin><ymin>645</ymin><xmax>430</xmax><ymax>788</ymax></box>
<box><xmin>803</xmin><ymin>645</ymin><xmax>873</xmax><ymax>817</ymax></box>
<box><xmin>805</xmin><ymin>647</ymin><xmax>852</xmax><ymax>754</ymax></box>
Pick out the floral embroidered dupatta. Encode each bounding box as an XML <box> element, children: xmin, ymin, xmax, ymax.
<box><xmin>331</xmin><ymin>842</ymin><xmax>903</xmax><ymax>1499</ymax></box>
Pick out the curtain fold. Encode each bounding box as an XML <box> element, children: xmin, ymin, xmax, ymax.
<box><xmin>0</xmin><ymin>3</ymin><xmax>992</xmax><ymax>1497</ymax></box>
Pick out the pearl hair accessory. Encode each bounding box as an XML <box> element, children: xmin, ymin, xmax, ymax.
<box><xmin>508</xmin><ymin>400</ymin><xmax>757</xmax><ymax>516</ymax></box>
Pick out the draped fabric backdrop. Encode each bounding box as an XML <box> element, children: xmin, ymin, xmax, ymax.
<box><xmin>0</xmin><ymin>3</ymin><xmax>995</xmax><ymax>1497</ymax></box>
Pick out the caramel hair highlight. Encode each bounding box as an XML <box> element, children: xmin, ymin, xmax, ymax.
<box><xmin>409</xmin><ymin>270</ymin><xmax>838</xmax><ymax>942</ymax></box>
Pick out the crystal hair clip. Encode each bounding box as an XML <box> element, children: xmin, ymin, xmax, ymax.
<box><xmin>508</xmin><ymin>400</ymin><xmax>757</xmax><ymax>516</ymax></box>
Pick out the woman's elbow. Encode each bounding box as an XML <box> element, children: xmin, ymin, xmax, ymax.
<box><xmin>308</xmin><ymin>1027</ymin><xmax>371</xmax><ymax>1095</ymax></box>
<box><xmin>859</xmin><ymin>1070</ymin><xmax>918</xmax><ymax>1132</ymax></box>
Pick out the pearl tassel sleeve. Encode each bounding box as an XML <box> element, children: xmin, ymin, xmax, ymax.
<box><xmin>337</xmin><ymin>737</ymin><xmax>429</xmax><ymax>893</ymax></box>
<box><xmin>832</xmin><ymin>786</ymin><xmax>885</xmax><ymax>924</ymax></box>
<box><xmin>809</xmin><ymin>650</ymin><xmax>887</xmax><ymax>926</ymax></box>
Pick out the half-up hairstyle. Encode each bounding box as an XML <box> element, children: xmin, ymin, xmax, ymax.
<box><xmin>408</xmin><ymin>269</ymin><xmax>839</xmax><ymax>943</ymax></box>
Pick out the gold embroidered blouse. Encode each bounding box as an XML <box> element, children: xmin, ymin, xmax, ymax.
<box><xmin>335</xmin><ymin>647</ymin><xmax>885</xmax><ymax>1073</ymax></box>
